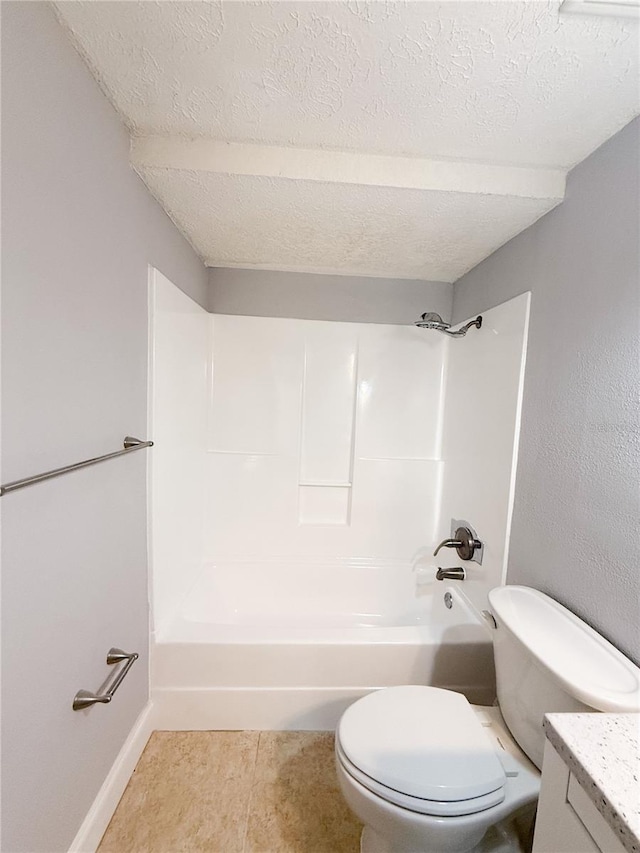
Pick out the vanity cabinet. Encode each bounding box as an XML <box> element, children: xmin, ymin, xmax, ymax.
<box><xmin>533</xmin><ymin>740</ymin><xmax>627</xmax><ymax>853</ymax></box>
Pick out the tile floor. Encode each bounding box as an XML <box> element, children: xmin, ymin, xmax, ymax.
<box><xmin>98</xmin><ymin>731</ymin><xmax>363</xmax><ymax>853</ymax></box>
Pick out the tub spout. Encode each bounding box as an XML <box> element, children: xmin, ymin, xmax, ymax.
<box><xmin>436</xmin><ymin>567</ymin><xmax>466</xmax><ymax>581</ymax></box>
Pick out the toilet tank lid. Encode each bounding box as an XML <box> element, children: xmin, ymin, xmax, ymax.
<box><xmin>489</xmin><ymin>586</ymin><xmax>640</xmax><ymax>713</ymax></box>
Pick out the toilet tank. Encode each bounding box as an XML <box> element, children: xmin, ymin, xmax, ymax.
<box><xmin>488</xmin><ymin>586</ymin><xmax>640</xmax><ymax>770</ymax></box>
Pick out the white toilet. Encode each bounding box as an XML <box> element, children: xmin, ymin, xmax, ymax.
<box><xmin>335</xmin><ymin>585</ymin><xmax>640</xmax><ymax>853</ymax></box>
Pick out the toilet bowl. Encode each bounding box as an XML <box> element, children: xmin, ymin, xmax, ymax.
<box><xmin>335</xmin><ymin>685</ymin><xmax>540</xmax><ymax>853</ymax></box>
<box><xmin>335</xmin><ymin>586</ymin><xmax>640</xmax><ymax>853</ymax></box>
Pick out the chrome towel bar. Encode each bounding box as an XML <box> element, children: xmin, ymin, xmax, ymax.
<box><xmin>0</xmin><ymin>436</ymin><xmax>153</xmax><ymax>496</ymax></box>
<box><xmin>73</xmin><ymin>648</ymin><xmax>139</xmax><ymax>711</ymax></box>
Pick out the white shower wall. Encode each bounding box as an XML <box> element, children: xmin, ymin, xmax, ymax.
<box><xmin>438</xmin><ymin>292</ymin><xmax>531</xmax><ymax>608</ymax></box>
<box><xmin>150</xmin><ymin>275</ymin><xmax>530</xmax><ymax>632</ymax></box>
<box><xmin>149</xmin><ymin>269</ymin><xmax>209</xmax><ymax>635</ymax></box>
<box><xmin>205</xmin><ymin>314</ymin><xmax>446</xmax><ymax>562</ymax></box>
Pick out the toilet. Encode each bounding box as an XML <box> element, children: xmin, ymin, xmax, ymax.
<box><xmin>335</xmin><ymin>585</ymin><xmax>640</xmax><ymax>853</ymax></box>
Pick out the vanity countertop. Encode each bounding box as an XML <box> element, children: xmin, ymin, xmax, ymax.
<box><xmin>544</xmin><ymin>713</ymin><xmax>640</xmax><ymax>853</ymax></box>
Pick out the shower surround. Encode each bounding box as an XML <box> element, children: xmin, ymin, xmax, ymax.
<box><xmin>149</xmin><ymin>269</ymin><xmax>530</xmax><ymax>728</ymax></box>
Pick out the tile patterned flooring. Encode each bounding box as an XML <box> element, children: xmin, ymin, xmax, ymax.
<box><xmin>98</xmin><ymin>731</ymin><xmax>363</xmax><ymax>853</ymax></box>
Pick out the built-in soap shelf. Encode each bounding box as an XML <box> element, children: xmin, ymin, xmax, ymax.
<box><xmin>298</xmin><ymin>483</ymin><xmax>352</xmax><ymax>526</ymax></box>
<box><xmin>299</xmin><ymin>481</ymin><xmax>352</xmax><ymax>487</ymax></box>
<box><xmin>298</xmin><ymin>330</ymin><xmax>357</xmax><ymax>526</ymax></box>
<box><xmin>357</xmin><ymin>456</ymin><xmax>440</xmax><ymax>462</ymax></box>
<box><xmin>207</xmin><ymin>449</ymin><xmax>279</xmax><ymax>456</ymax></box>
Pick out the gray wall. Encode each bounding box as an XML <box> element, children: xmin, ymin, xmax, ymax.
<box><xmin>453</xmin><ymin>117</ymin><xmax>640</xmax><ymax>665</ymax></box>
<box><xmin>209</xmin><ymin>267</ymin><xmax>453</xmax><ymax>324</ymax></box>
<box><xmin>1</xmin><ymin>4</ymin><xmax>208</xmax><ymax>851</ymax></box>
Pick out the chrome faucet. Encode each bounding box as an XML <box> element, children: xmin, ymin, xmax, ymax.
<box><xmin>436</xmin><ymin>567</ymin><xmax>466</xmax><ymax>581</ymax></box>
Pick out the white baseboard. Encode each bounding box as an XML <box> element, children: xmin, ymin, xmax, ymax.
<box><xmin>68</xmin><ymin>702</ymin><xmax>155</xmax><ymax>853</ymax></box>
<box><xmin>152</xmin><ymin>686</ymin><xmax>374</xmax><ymax>731</ymax></box>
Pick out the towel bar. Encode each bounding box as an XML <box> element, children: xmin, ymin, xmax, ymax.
<box><xmin>0</xmin><ymin>436</ymin><xmax>153</xmax><ymax>496</ymax></box>
<box><xmin>73</xmin><ymin>648</ymin><xmax>139</xmax><ymax>711</ymax></box>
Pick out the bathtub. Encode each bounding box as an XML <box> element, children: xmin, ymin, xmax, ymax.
<box><xmin>152</xmin><ymin>559</ymin><xmax>496</xmax><ymax>730</ymax></box>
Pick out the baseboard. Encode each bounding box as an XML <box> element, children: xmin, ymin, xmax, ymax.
<box><xmin>68</xmin><ymin>701</ymin><xmax>155</xmax><ymax>853</ymax></box>
<box><xmin>152</xmin><ymin>686</ymin><xmax>374</xmax><ymax>731</ymax></box>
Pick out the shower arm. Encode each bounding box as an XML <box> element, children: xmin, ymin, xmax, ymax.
<box><xmin>442</xmin><ymin>316</ymin><xmax>482</xmax><ymax>337</ymax></box>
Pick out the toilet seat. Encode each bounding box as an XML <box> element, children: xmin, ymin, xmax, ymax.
<box><xmin>336</xmin><ymin>686</ymin><xmax>507</xmax><ymax>818</ymax></box>
<box><xmin>336</xmin><ymin>738</ymin><xmax>507</xmax><ymax>817</ymax></box>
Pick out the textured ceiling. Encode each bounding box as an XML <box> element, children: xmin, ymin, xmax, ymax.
<box><xmin>54</xmin><ymin>1</ymin><xmax>640</xmax><ymax>279</ymax></box>
<box><xmin>55</xmin><ymin>1</ymin><xmax>639</xmax><ymax>166</ymax></box>
<box><xmin>136</xmin><ymin>167</ymin><xmax>557</xmax><ymax>280</ymax></box>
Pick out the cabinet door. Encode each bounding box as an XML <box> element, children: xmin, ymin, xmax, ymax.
<box><xmin>533</xmin><ymin>741</ymin><xmax>600</xmax><ymax>853</ymax></box>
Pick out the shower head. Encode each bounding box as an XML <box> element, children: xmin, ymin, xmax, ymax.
<box><xmin>414</xmin><ymin>312</ymin><xmax>482</xmax><ymax>337</ymax></box>
<box><xmin>414</xmin><ymin>312</ymin><xmax>450</xmax><ymax>331</ymax></box>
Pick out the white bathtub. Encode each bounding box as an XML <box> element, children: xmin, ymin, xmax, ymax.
<box><xmin>152</xmin><ymin>559</ymin><xmax>496</xmax><ymax>730</ymax></box>
<box><xmin>183</xmin><ymin>558</ymin><xmax>434</xmax><ymax>629</ymax></box>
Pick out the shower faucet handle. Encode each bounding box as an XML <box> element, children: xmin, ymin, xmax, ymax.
<box><xmin>433</xmin><ymin>526</ymin><xmax>483</xmax><ymax>561</ymax></box>
<box><xmin>433</xmin><ymin>538</ymin><xmax>463</xmax><ymax>556</ymax></box>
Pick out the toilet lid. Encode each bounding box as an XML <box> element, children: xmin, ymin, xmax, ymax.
<box><xmin>338</xmin><ymin>686</ymin><xmax>506</xmax><ymax>803</ymax></box>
